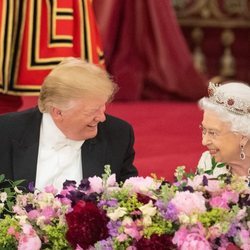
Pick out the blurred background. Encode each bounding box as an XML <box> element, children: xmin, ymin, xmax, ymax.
<box><xmin>1</xmin><ymin>0</ymin><xmax>249</xmax><ymax>179</ymax></box>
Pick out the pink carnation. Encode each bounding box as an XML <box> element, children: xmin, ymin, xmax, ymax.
<box><xmin>205</xmin><ymin>179</ymin><xmax>223</xmax><ymax>195</ymax></box>
<box><xmin>210</xmin><ymin>196</ymin><xmax>229</xmax><ymax>209</ymax></box>
<box><xmin>88</xmin><ymin>176</ymin><xmax>103</xmax><ymax>193</ymax></box>
<box><xmin>41</xmin><ymin>207</ymin><xmax>56</xmax><ymax>223</ymax></box>
<box><xmin>123</xmin><ymin>176</ymin><xmax>161</xmax><ymax>195</ymax></box>
<box><xmin>44</xmin><ymin>185</ymin><xmax>58</xmax><ymax>195</ymax></box>
<box><xmin>221</xmin><ymin>191</ymin><xmax>239</xmax><ymax>204</ymax></box>
<box><xmin>238</xmin><ymin>229</ymin><xmax>250</xmax><ymax>249</ymax></box>
<box><xmin>116</xmin><ymin>233</ymin><xmax>128</xmax><ymax>242</ymax></box>
<box><xmin>171</xmin><ymin>191</ymin><xmax>206</xmax><ymax>215</ymax></box>
<box><xmin>124</xmin><ymin>221</ymin><xmax>141</xmax><ymax>240</ymax></box>
<box><xmin>106</xmin><ymin>174</ymin><xmax>117</xmax><ymax>186</ymax></box>
<box><xmin>27</xmin><ymin>210</ymin><xmax>40</xmax><ymax>220</ymax></box>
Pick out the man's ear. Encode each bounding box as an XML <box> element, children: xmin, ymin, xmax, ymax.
<box><xmin>50</xmin><ymin>107</ymin><xmax>63</xmax><ymax>121</ymax></box>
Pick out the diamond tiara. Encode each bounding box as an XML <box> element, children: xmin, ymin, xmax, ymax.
<box><xmin>207</xmin><ymin>82</ymin><xmax>250</xmax><ymax>115</ymax></box>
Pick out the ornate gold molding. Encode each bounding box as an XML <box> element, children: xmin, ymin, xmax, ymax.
<box><xmin>172</xmin><ymin>0</ymin><xmax>250</xmax><ymax>77</ymax></box>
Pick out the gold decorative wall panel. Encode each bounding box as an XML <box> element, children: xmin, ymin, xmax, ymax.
<box><xmin>172</xmin><ymin>0</ymin><xmax>250</xmax><ymax>82</ymax></box>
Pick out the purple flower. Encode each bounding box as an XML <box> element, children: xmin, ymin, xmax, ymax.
<box><xmin>66</xmin><ymin>190</ymin><xmax>99</xmax><ymax>207</ymax></box>
<box><xmin>226</xmin><ymin>223</ymin><xmax>238</xmax><ymax>238</ymax></box>
<box><xmin>95</xmin><ymin>237</ymin><xmax>113</xmax><ymax>249</ymax></box>
<box><xmin>78</xmin><ymin>178</ymin><xmax>90</xmax><ymax>191</ymax></box>
<box><xmin>165</xmin><ymin>202</ymin><xmax>178</xmax><ymax>220</ymax></box>
<box><xmin>24</xmin><ymin>204</ymin><xmax>34</xmax><ymax>213</ymax></box>
<box><xmin>63</xmin><ymin>180</ymin><xmax>77</xmax><ymax>189</ymax></box>
<box><xmin>202</xmin><ymin>175</ymin><xmax>208</xmax><ymax>186</ymax></box>
<box><xmin>155</xmin><ymin>200</ymin><xmax>178</xmax><ymax>221</ymax></box>
<box><xmin>98</xmin><ymin>198</ymin><xmax>118</xmax><ymax>208</ymax></box>
<box><xmin>107</xmin><ymin>220</ymin><xmax>122</xmax><ymax>237</ymax></box>
<box><xmin>28</xmin><ymin>181</ymin><xmax>35</xmax><ymax>192</ymax></box>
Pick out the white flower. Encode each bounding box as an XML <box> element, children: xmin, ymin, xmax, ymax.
<box><xmin>0</xmin><ymin>192</ymin><xmax>7</xmax><ymax>202</ymax></box>
<box><xmin>142</xmin><ymin>216</ymin><xmax>153</xmax><ymax>226</ymax></box>
<box><xmin>139</xmin><ymin>201</ymin><xmax>156</xmax><ymax>217</ymax></box>
<box><xmin>139</xmin><ymin>201</ymin><xmax>157</xmax><ymax>226</ymax></box>
<box><xmin>122</xmin><ymin>216</ymin><xmax>133</xmax><ymax>226</ymax></box>
<box><xmin>123</xmin><ymin>177</ymin><xmax>161</xmax><ymax>196</ymax></box>
<box><xmin>177</xmin><ymin>213</ymin><xmax>199</xmax><ymax>225</ymax></box>
<box><xmin>14</xmin><ymin>186</ymin><xmax>23</xmax><ymax>194</ymax></box>
<box><xmin>190</xmin><ymin>214</ymin><xmax>199</xmax><ymax>224</ymax></box>
<box><xmin>178</xmin><ymin>213</ymin><xmax>190</xmax><ymax>224</ymax></box>
<box><xmin>107</xmin><ymin>207</ymin><xmax>127</xmax><ymax>221</ymax></box>
<box><xmin>36</xmin><ymin>216</ymin><xmax>46</xmax><ymax>228</ymax></box>
<box><xmin>16</xmin><ymin>215</ymin><xmax>28</xmax><ymax>225</ymax></box>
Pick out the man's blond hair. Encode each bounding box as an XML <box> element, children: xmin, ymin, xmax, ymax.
<box><xmin>38</xmin><ymin>57</ymin><xmax>118</xmax><ymax>112</ymax></box>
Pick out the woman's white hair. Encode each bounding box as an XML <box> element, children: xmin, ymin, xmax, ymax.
<box><xmin>198</xmin><ymin>82</ymin><xmax>250</xmax><ymax>138</ymax></box>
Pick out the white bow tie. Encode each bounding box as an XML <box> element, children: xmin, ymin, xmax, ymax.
<box><xmin>52</xmin><ymin>139</ymin><xmax>83</xmax><ymax>151</ymax></box>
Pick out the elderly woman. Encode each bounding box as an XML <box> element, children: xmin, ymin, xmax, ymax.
<box><xmin>197</xmin><ymin>81</ymin><xmax>250</xmax><ymax>185</ymax></box>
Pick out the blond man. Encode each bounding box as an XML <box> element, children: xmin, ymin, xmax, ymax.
<box><xmin>0</xmin><ymin>58</ymin><xmax>138</xmax><ymax>190</ymax></box>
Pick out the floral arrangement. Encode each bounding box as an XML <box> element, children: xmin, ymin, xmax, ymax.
<box><xmin>0</xmin><ymin>165</ymin><xmax>249</xmax><ymax>250</ymax></box>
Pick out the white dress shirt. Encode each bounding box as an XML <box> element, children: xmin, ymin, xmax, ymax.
<box><xmin>36</xmin><ymin>113</ymin><xmax>84</xmax><ymax>191</ymax></box>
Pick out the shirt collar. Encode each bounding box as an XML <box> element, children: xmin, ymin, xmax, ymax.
<box><xmin>40</xmin><ymin>113</ymin><xmax>84</xmax><ymax>150</ymax></box>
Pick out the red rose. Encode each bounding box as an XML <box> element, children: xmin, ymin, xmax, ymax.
<box><xmin>66</xmin><ymin>200</ymin><xmax>109</xmax><ymax>249</ymax></box>
<box><xmin>135</xmin><ymin>234</ymin><xmax>176</xmax><ymax>250</ymax></box>
<box><xmin>137</xmin><ymin>193</ymin><xmax>155</xmax><ymax>204</ymax></box>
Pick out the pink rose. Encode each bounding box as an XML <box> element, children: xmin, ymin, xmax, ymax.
<box><xmin>172</xmin><ymin>227</ymin><xmax>188</xmax><ymax>246</ymax></box>
<box><xmin>7</xmin><ymin>226</ymin><xmax>16</xmax><ymax>235</ymax></box>
<box><xmin>208</xmin><ymin>225</ymin><xmax>223</xmax><ymax>240</ymax></box>
<box><xmin>18</xmin><ymin>224</ymin><xmax>41</xmax><ymax>250</ymax></box>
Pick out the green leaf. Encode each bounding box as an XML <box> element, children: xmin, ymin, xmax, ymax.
<box><xmin>3</xmin><ymin>188</ymin><xmax>11</xmax><ymax>195</ymax></box>
<box><xmin>0</xmin><ymin>174</ymin><xmax>5</xmax><ymax>183</ymax></box>
<box><xmin>216</xmin><ymin>163</ymin><xmax>226</xmax><ymax>168</ymax></box>
<box><xmin>204</xmin><ymin>170</ymin><xmax>213</xmax><ymax>175</ymax></box>
<box><xmin>12</xmin><ymin>179</ymin><xmax>25</xmax><ymax>186</ymax></box>
<box><xmin>6</xmin><ymin>200</ymin><xmax>14</xmax><ymax>211</ymax></box>
<box><xmin>211</xmin><ymin>157</ymin><xmax>216</xmax><ymax>167</ymax></box>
